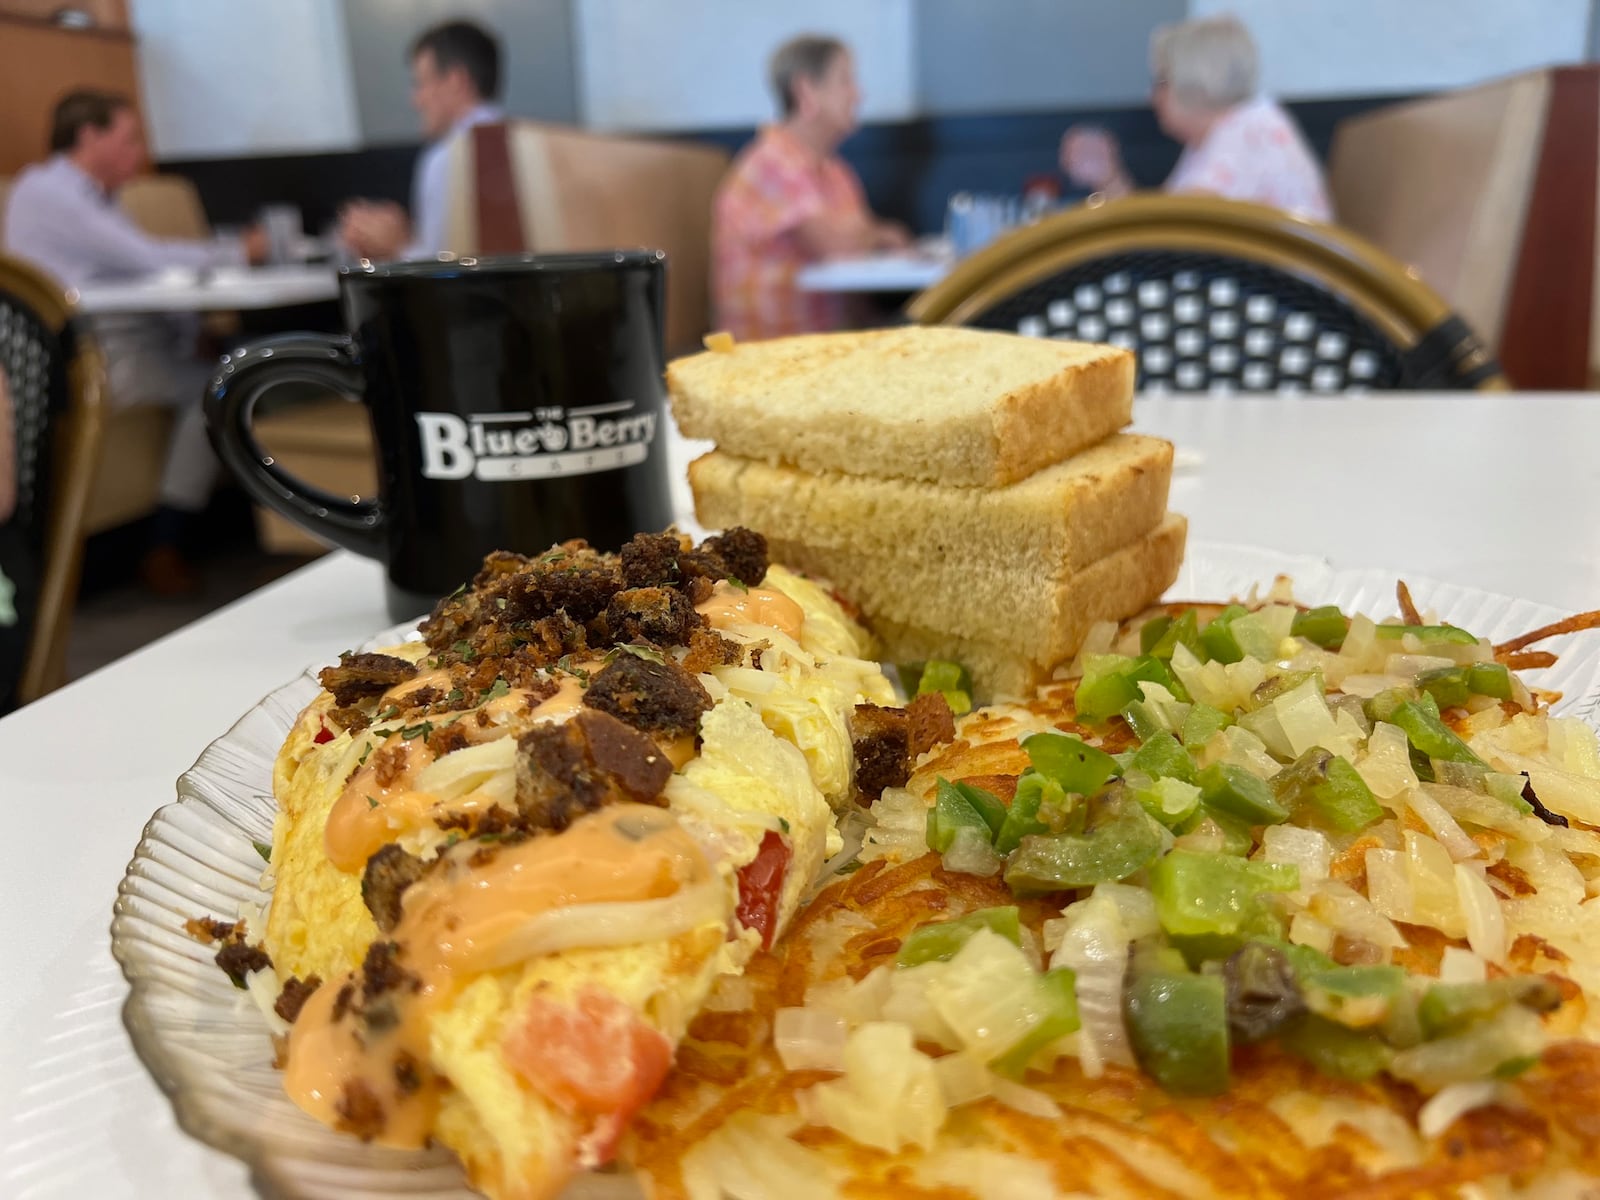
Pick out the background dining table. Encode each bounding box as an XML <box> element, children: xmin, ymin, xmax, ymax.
<box><xmin>71</xmin><ymin>263</ymin><xmax>341</xmax><ymax>315</ymax></box>
<box><xmin>3</xmin><ymin>391</ymin><xmax>1599</xmax><ymax>1197</ymax></box>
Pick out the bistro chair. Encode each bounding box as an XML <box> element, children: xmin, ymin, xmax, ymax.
<box><xmin>908</xmin><ymin>194</ymin><xmax>1506</xmax><ymax>392</ymax></box>
<box><xmin>0</xmin><ymin>252</ymin><xmax>106</xmax><ymax>703</ymax></box>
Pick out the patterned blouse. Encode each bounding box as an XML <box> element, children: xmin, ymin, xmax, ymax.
<box><xmin>1166</xmin><ymin>97</ymin><xmax>1333</xmax><ymax>221</ymax></box>
<box><xmin>712</xmin><ymin>126</ymin><xmax>870</xmax><ymax>340</ymax></box>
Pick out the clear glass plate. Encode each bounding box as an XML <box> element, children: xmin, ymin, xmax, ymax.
<box><xmin>110</xmin><ymin>543</ymin><xmax>1600</xmax><ymax>1198</ymax></box>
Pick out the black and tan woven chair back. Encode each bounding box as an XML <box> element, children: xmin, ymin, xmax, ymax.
<box><xmin>909</xmin><ymin>195</ymin><xmax>1505</xmax><ymax>393</ymax></box>
<box><xmin>0</xmin><ymin>253</ymin><xmax>105</xmax><ymax>703</ymax></box>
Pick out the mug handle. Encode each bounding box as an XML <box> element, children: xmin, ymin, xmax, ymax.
<box><xmin>204</xmin><ymin>333</ymin><xmax>385</xmax><ymax>558</ymax></box>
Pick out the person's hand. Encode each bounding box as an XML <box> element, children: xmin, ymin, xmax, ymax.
<box><xmin>339</xmin><ymin>200</ymin><xmax>411</xmax><ymax>261</ymax></box>
<box><xmin>1059</xmin><ymin>125</ymin><xmax>1125</xmax><ymax>191</ymax></box>
<box><xmin>873</xmin><ymin>220</ymin><xmax>913</xmax><ymax>251</ymax></box>
<box><xmin>240</xmin><ymin>224</ymin><xmax>270</xmax><ymax>266</ymax></box>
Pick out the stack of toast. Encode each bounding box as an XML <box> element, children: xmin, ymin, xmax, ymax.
<box><xmin>670</xmin><ymin>327</ymin><xmax>1186</xmax><ymax>700</ymax></box>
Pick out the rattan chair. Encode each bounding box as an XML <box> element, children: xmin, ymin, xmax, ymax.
<box><xmin>909</xmin><ymin>195</ymin><xmax>1505</xmax><ymax>392</ymax></box>
<box><xmin>0</xmin><ymin>253</ymin><xmax>106</xmax><ymax>704</ymax></box>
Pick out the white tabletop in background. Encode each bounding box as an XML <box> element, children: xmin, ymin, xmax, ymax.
<box><xmin>3</xmin><ymin>391</ymin><xmax>1600</xmax><ymax>1197</ymax></box>
<box><xmin>72</xmin><ymin>264</ymin><xmax>340</xmax><ymax>315</ymax></box>
<box><xmin>795</xmin><ymin>251</ymin><xmax>952</xmax><ymax>293</ymax></box>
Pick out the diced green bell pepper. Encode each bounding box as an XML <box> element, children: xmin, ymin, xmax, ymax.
<box><xmin>1467</xmin><ymin>662</ymin><xmax>1513</xmax><ymax>700</ymax></box>
<box><xmin>1149</xmin><ymin>850</ymin><xmax>1299</xmax><ymax>938</ymax></box>
<box><xmin>1175</xmin><ymin>803</ymin><xmax>1256</xmax><ymax>856</ymax></box>
<box><xmin>1365</xmin><ymin>687</ymin><xmax>1413</xmax><ymax>725</ymax></box>
<box><xmin>1417</xmin><ymin>662</ymin><xmax>1515</xmax><ymax>711</ymax></box>
<box><xmin>992</xmin><ymin>967</ymin><xmax>1081</xmax><ymax>1077</ymax></box>
<box><xmin>1223</xmin><ymin>941</ymin><xmax>1308</xmax><ymax>1043</ymax></box>
<box><xmin>992</xmin><ymin>770</ymin><xmax>1055</xmax><ymax>854</ymax></box>
<box><xmin>1130</xmin><ymin>775</ymin><xmax>1202</xmax><ymax>828</ymax></box>
<box><xmin>1129</xmin><ymin>730</ymin><xmax>1198</xmax><ymax>784</ymax></box>
<box><xmin>1078</xmin><ymin>656</ymin><xmax>1189</xmax><ymax>722</ymax></box>
<box><xmin>1302</xmin><ymin>965</ymin><xmax>1407</xmax><ymax>1029</ymax></box>
<box><xmin>1180</xmin><ymin>703</ymin><xmax>1233</xmax><ymax>748</ymax></box>
<box><xmin>926</xmin><ymin>777</ymin><xmax>995</xmax><ymax>853</ymax></box>
<box><xmin>1291</xmin><ymin>605</ymin><xmax>1350</xmax><ymax>650</ymax></box>
<box><xmin>1375</xmin><ymin>623</ymin><xmax>1479</xmax><ymax>645</ymax></box>
<box><xmin>1024</xmin><ymin>731</ymin><xmax>1120</xmax><ymax>795</ymax></box>
<box><xmin>1389</xmin><ymin>699</ymin><xmax>1488</xmax><ymax>768</ymax></box>
<box><xmin>1120</xmin><ymin>699</ymin><xmax>1166</xmax><ymax>742</ymax></box>
<box><xmin>1140</xmin><ymin>614</ymin><xmax>1173</xmax><ymax>655</ymax></box>
<box><xmin>896</xmin><ymin>906</ymin><xmax>1022</xmax><ymax>966</ymax></box>
<box><xmin>1198</xmin><ymin>762</ymin><xmax>1289</xmax><ymax>825</ymax></box>
<box><xmin>916</xmin><ymin>659</ymin><xmax>973</xmax><ymax>716</ymax></box>
<box><xmin>1270</xmin><ymin>749</ymin><xmax>1383</xmax><ymax>833</ymax></box>
<box><xmin>1147</xmin><ymin>609</ymin><xmax>1202</xmax><ymax>661</ymax></box>
<box><xmin>1280</xmin><ymin>1015</ymin><xmax>1394</xmax><ymax>1081</ymax></box>
<box><xmin>1004</xmin><ymin>790</ymin><xmax>1163</xmax><ymax>893</ymax></box>
<box><xmin>1417</xmin><ymin>977</ymin><xmax>1563</xmax><ymax>1040</ymax></box>
<box><xmin>1199</xmin><ymin>604</ymin><xmax>1249</xmax><ymax>665</ymax></box>
<box><xmin>1124</xmin><ymin>948</ymin><xmax>1231</xmax><ymax>1095</ymax></box>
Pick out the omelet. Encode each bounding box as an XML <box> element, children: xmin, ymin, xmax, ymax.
<box><xmin>250</xmin><ymin>530</ymin><xmax>898</xmax><ymax>1200</ymax></box>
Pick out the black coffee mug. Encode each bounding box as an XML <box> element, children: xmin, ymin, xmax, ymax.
<box><xmin>206</xmin><ymin>252</ymin><xmax>676</xmax><ymax>621</ymax></box>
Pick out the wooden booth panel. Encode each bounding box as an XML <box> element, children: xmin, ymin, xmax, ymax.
<box><xmin>0</xmin><ymin>18</ymin><xmax>139</xmax><ymax>176</ymax></box>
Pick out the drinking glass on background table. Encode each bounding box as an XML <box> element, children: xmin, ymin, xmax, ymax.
<box><xmin>259</xmin><ymin>205</ymin><xmax>305</xmax><ymax>264</ymax></box>
<box><xmin>204</xmin><ymin>251</ymin><xmax>677</xmax><ymax>621</ymax></box>
<box><xmin>946</xmin><ymin>192</ymin><xmax>1023</xmax><ymax>258</ymax></box>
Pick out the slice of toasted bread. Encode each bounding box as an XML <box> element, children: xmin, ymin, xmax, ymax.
<box><xmin>668</xmin><ymin>327</ymin><xmax>1135</xmax><ymax>487</ymax></box>
<box><xmin>867</xmin><ymin>514</ymin><xmax>1189</xmax><ymax>701</ymax></box>
<box><xmin>690</xmin><ymin>435</ymin><xmax>1175</xmax><ymax>658</ymax></box>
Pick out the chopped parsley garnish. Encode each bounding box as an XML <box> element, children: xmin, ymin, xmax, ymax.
<box><xmin>399</xmin><ymin>721</ymin><xmax>435</xmax><ymax>741</ymax></box>
<box><xmin>778</xmin><ymin>817</ymin><xmax>791</xmax><ymax>834</ymax></box>
<box><xmin>377</xmin><ymin>705</ymin><xmax>400</xmax><ymax>721</ymax></box>
<box><xmin>482</xmin><ymin>678</ymin><xmax>511</xmax><ymax>702</ymax></box>
<box><xmin>366</xmin><ymin>795</ymin><xmax>379</xmax><ymax>809</ymax></box>
<box><xmin>556</xmin><ymin>654</ymin><xmax>591</xmax><ymax>682</ymax></box>
<box><xmin>452</xmin><ymin>640</ymin><xmax>477</xmax><ymax>661</ymax></box>
<box><xmin>357</xmin><ymin>745</ymin><xmax>372</xmax><ymax>767</ymax></box>
<box><xmin>251</xmin><ymin>839</ymin><xmax>272</xmax><ymax>863</ymax></box>
<box><xmin>446</xmin><ymin>688</ymin><xmax>464</xmax><ymax>702</ymax></box>
<box><xmin>447</xmin><ymin>581</ymin><xmax>468</xmax><ymax>600</ymax></box>
<box><xmin>726</xmin><ymin>576</ymin><xmax>750</xmax><ymax>593</ymax></box>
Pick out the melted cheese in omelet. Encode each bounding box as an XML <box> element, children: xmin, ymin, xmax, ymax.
<box><xmin>261</xmin><ymin>564</ymin><xmax>894</xmax><ymax>1200</ymax></box>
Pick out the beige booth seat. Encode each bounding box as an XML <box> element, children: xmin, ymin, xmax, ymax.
<box><xmin>1329</xmin><ymin>66</ymin><xmax>1600</xmax><ymax>389</ymax></box>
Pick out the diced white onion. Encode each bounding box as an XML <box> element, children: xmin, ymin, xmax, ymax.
<box><xmin>1364</xmin><ymin>848</ymin><xmax>1413</xmax><ymax>923</ymax></box>
<box><xmin>927</xmin><ymin>931</ymin><xmax>1050</xmax><ymax>1061</ymax></box>
<box><xmin>1405</xmin><ymin>831</ymin><xmax>1467</xmax><ymax>938</ymax></box>
<box><xmin>988</xmin><ymin>1075</ymin><xmax>1061</xmax><ymax>1119</ymax></box>
<box><xmin>1357</xmin><ymin>722</ymin><xmax>1418</xmax><ymax>801</ymax></box>
<box><xmin>1383</xmin><ymin>654</ymin><xmax>1458</xmax><ymax>681</ymax></box>
<box><xmin>1438</xmin><ymin>945</ymin><xmax>1488</xmax><ymax>984</ymax></box>
<box><xmin>245</xmin><ymin>966</ymin><xmax>290</xmax><ymax>1037</ymax></box>
<box><xmin>1403</xmin><ymin>787</ymin><xmax>1481</xmax><ymax>862</ymax></box>
<box><xmin>1261</xmin><ymin>824</ymin><xmax>1332</xmax><ymax>889</ymax></box>
<box><xmin>1288</xmin><ymin>912</ymin><xmax>1334</xmax><ymax>954</ymax></box>
<box><xmin>1454</xmin><ymin>863</ymin><xmax>1508</xmax><ymax>964</ymax></box>
<box><xmin>942</xmin><ymin>825</ymin><xmax>1003</xmax><ymax>878</ymax></box>
<box><xmin>1049</xmin><ymin>888</ymin><xmax>1149</xmax><ymax>1075</ymax></box>
<box><xmin>775</xmin><ymin>1007</ymin><xmax>849</xmax><ymax>1073</ymax></box>
<box><xmin>472</xmin><ymin>877</ymin><xmax>728</xmax><ymax>972</ymax></box>
<box><xmin>797</xmin><ymin>1023</ymin><xmax>944</xmax><ymax>1152</ymax></box>
<box><xmin>1418</xmin><ymin>1081</ymin><xmax>1502</xmax><ymax>1139</ymax></box>
<box><xmin>932</xmin><ymin>1049</ymin><xmax>993</xmax><ymax>1107</ymax></box>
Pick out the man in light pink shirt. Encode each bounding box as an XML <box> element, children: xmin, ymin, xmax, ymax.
<box><xmin>1060</xmin><ymin>16</ymin><xmax>1332</xmax><ymax>221</ymax></box>
<box><xmin>713</xmin><ymin>36</ymin><xmax>909</xmax><ymax>341</ymax></box>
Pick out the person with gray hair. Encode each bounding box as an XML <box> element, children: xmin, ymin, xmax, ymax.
<box><xmin>712</xmin><ymin>33</ymin><xmax>909</xmax><ymax>340</ymax></box>
<box><xmin>1060</xmin><ymin>14</ymin><xmax>1331</xmax><ymax>220</ymax></box>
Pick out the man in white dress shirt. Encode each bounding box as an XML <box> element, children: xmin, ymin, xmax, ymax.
<box><xmin>339</xmin><ymin>20</ymin><xmax>505</xmax><ymax>261</ymax></box>
<box><xmin>3</xmin><ymin>92</ymin><xmax>267</xmax><ymax>594</ymax></box>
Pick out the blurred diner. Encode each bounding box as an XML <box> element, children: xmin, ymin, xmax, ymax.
<box><xmin>2</xmin><ymin>91</ymin><xmax>267</xmax><ymax>594</ymax></box>
<box><xmin>712</xmin><ymin>34</ymin><xmax>910</xmax><ymax>341</ymax></box>
<box><xmin>1059</xmin><ymin>15</ymin><xmax>1332</xmax><ymax>220</ymax></box>
<box><xmin>338</xmin><ymin>19</ymin><xmax>505</xmax><ymax>262</ymax></box>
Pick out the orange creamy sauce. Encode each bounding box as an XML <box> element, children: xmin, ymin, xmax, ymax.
<box><xmin>323</xmin><ymin>673</ymin><xmax>597</xmax><ymax>872</ymax></box>
<box><xmin>695</xmin><ymin>580</ymin><xmax>805</xmax><ymax>642</ymax></box>
<box><xmin>284</xmin><ymin>805</ymin><xmax>712</xmax><ymax>1145</ymax></box>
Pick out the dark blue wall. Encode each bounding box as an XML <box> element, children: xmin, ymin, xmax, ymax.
<box><xmin>162</xmin><ymin>95</ymin><xmax>1406</xmax><ymax>241</ymax></box>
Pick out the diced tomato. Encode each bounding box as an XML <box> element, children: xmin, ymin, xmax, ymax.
<box><xmin>313</xmin><ymin>721</ymin><xmax>335</xmax><ymax>744</ymax></box>
<box><xmin>503</xmin><ymin>985</ymin><xmax>672</xmax><ymax>1142</ymax></box>
<box><xmin>735</xmin><ymin>829</ymin><xmax>792</xmax><ymax>950</ymax></box>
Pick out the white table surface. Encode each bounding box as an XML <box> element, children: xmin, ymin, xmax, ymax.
<box><xmin>795</xmin><ymin>251</ymin><xmax>951</xmax><ymax>293</ymax></box>
<box><xmin>72</xmin><ymin>264</ymin><xmax>340</xmax><ymax>315</ymax></box>
<box><xmin>4</xmin><ymin>391</ymin><xmax>1600</xmax><ymax>1197</ymax></box>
